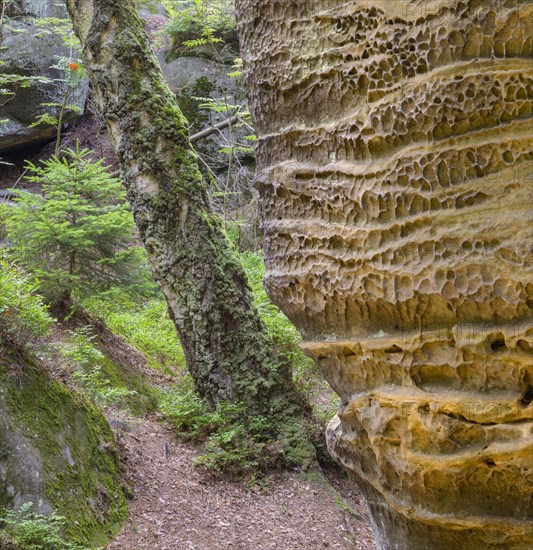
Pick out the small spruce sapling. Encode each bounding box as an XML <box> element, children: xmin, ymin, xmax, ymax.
<box><xmin>7</xmin><ymin>144</ymin><xmax>150</xmax><ymax>305</ymax></box>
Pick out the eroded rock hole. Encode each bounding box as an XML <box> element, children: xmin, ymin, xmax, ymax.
<box><xmin>490</xmin><ymin>336</ymin><xmax>506</xmax><ymax>351</ymax></box>
<box><xmin>384</xmin><ymin>344</ymin><xmax>403</xmax><ymax>354</ymax></box>
<box><xmin>520</xmin><ymin>386</ymin><xmax>533</xmax><ymax>407</ymax></box>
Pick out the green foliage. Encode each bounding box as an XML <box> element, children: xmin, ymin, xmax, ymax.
<box><xmin>191</xmin><ymin>91</ymin><xmax>256</xmax><ymax>236</ymax></box>
<box><xmin>239</xmin><ymin>251</ymin><xmax>314</xmax><ymax>377</ymax></box>
<box><xmin>0</xmin><ymin>203</ymin><xmax>9</xmax><ymax>235</ymax></box>
<box><xmin>80</xmin><ymin>250</ymin><xmax>319</xmax><ymax>476</ymax></box>
<box><xmin>0</xmin><ymin>257</ymin><xmax>53</xmax><ymax>346</ymax></box>
<box><xmin>6</xmin><ymin>145</ymin><xmax>151</xmax><ymax>304</ymax></box>
<box><xmin>32</xmin><ymin>17</ymin><xmax>81</xmax><ymax>52</ymax></box>
<box><xmin>181</xmin><ymin>25</ymin><xmax>222</xmax><ymax>48</ymax></box>
<box><xmin>31</xmin><ymin>100</ymin><xmax>83</xmax><ymax>129</ymax></box>
<box><xmin>165</xmin><ymin>0</ymin><xmax>235</xmax><ymax>45</ymax></box>
<box><xmin>176</xmin><ymin>76</ymin><xmax>216</xmax><ymax>132</ymax></box>
<box><xmin>226</xmin><ymin>56</ymin><xmax>243</xmax><ymax>78</ymax></box>
<box><xmin>0</xmin><ymin>73</ymin><xmax>53</xmax><ymax>108</ymax></box>
<box><xmin>61</xmin><ymin>327</ymin><xmax>137</xmax><ymax>408</ymax></box>
<box><xmin>0</xmin><ymin>503</ymin><xmax>91</xmax><ymax>550</ymax></box>
<box><xmin>82</xmin><ymin>294</ymin><xmax>186</xmax><ymax>372</ymax></box>
<box><xmin>159</xmin><ymin>379</ymin><xmax>315</xmax><ymax>476</ymax></box>
<box><xmin>60</xmin><ymin>327</ymin><xmax>104</xmax><ymax>367</ymax></box>
<box><xmin>159</xmin><ymin>380</ymin><xmax>215</xmax><ymax>435</ymax></box>
<box><xmin>72</xmin><ymin>365</ymin><xmax>136</xmax><ymax>409</ymax></box>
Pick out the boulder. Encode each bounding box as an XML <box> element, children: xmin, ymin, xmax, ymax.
<box><xmin>137</xmin><ymin>0</ymin><xmax>169</xmax><ymax>19</ymax></box>
<box><xmin>160</xmin><ymin>53</ymin><xmax>252</xmax><ymax>176</ymax></box>
<box><xmin>0</xmin><ymin>0</ymin><xmax>88</xmax><ymax>152</ymax></box>
<box><xmin>0</xmin><ymin>351</ymin><xmax>127</xmax><ymax>545</ymax></box>
<box><xmin>158</xmin><ymin>54</ymin><xmax>238</xmax><ymax>97</ymax></box>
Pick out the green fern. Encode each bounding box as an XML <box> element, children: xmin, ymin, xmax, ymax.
<box><xmin>0</xmin><ymin>503</ymin><xmax>92</xmax><ymax>550</ymax></box>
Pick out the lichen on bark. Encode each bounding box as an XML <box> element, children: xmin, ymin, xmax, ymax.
<box><xmin>65</xmin><ymin>0</ymin><xmax>313</xmax><ymax>464</ymax></box>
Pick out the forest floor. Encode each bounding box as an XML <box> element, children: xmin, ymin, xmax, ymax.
<box><xmin>43</xmin><ymin>300</ymin><xmax>378</xmax><ymax>550</ymax></box>
<box><xmin>106</xmin><ymin>415</ymin><xmax>376</xmax><ymax>550</ymax></box>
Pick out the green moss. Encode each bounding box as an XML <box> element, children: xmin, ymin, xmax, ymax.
<box><xmin>2</xmin><ymin>356</ymin><xmax>128</xmax><ymax>546</ymax></box>
<box><xmin>82</xmin><ymin>296</ymin><xmax>186</xmax><ymax>375</ymax></box>
<box><xmin>98</xmin><ymin>354</ymin><xmax>158</xmax><ymax>414</ymax></box>
<box><xmin>61</xmin><ymin>322</ymin><xmax>159</xmax><ymax>414</ymax></box>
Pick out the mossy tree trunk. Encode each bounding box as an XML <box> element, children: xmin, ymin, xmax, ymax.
<box><xmin>65</xmin><ymin>0</ymin><xmax>298</xmax><ymax>413</ymax></box>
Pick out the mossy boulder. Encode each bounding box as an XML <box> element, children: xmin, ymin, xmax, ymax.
<box><xmin>0</xmin><ymin>0</ymin><xmax>89</xmax><ymax>152</ymax></box>
<box><xmin>70</xmin><ymin>311</ymin><xmax>160</xmax><ymax>414</ymax></box>
<box><xmin>0</xmin><ymin>350</ymin><xmax>127</xmax><ymax>546</ymax></box>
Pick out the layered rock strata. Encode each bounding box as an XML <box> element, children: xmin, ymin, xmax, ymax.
<box><xmin>237</xmin><ymin>1</ymin><xmax>533</xmax><ymax>548</ymax></box>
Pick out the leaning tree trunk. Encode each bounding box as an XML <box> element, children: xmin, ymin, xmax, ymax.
<box><xmin>65</xmin><ymin>0</ymin><xmax>297</xmax><ymax>412</ymax></box>
<box><xmin>237</xmin><ymin>0</ymin><xmax>533</xmax><ymax>548</ymax></box>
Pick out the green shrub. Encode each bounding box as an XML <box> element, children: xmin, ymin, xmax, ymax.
<box><xmin>159</xmin><ymin>380</ymin><xmax>217</xmax><ymax>436</ymax></box>
<box><xmin>166</xmin><ymin>0</ymin><xmax>236</xmax><ymax>45</ymax></box>
<box><xmin>239</xmin><ymin>250</ymin><xmax>315</xmax><ymax>377</ymax></box>
<box><xmin>84</xmin><ymin>251</ymin><xmax>328</xmax><ymax>475</ymax></box>
<box><xmin>72</xmin><ymin>365</ymin><xmax>136</xmax><ymax>409</ymax></box>
<box><xmin>176</xmin><ymin>76</ymin><xmax>216</xmax><ymax>132</ymax></box>
<box><xmin>82</xmin><ymin>294</ymin><xmax>185</xmax><ymax>372</ymax></box>
<box><xmin>159</xmin><ymin>380</ymin><xmax>315</xmax><ymax>477</ymax></box>
<box><xmin>0</xmin><ymin>257</ymin><xmax>52</xmax><ymax>346</ymax></box>
<box><xmin>6</xmin><ymin>145</ymin><xmax>151</xmax><ymax>305</ymax></box>
<box><xmin>0</xmin><ymin>203</ymin><xmax>10</xmax><ymax>239</ymax></box>
<box><xmin>61</xmin><ymin>327</ymin><xmax>136</xmax><ymax>408</ymax></box>
<box><xmin>0</xmin><ymin>503</ymin><xmax>91</xmax><ymax>550</ymax></box>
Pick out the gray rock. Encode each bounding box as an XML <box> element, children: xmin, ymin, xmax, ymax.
<box><xmin>0</xmin><ymin>354</ymin><xmax>127</xmax><ymax>540</ymax></box>
<box><xmin>158</xmin><ymin>54</ymin><xmax>238</xmax><ymax>97</ymax></box>
<box><xmin>138</xmin><ymin>0</ymin><xmax>169</xmax><ymax>19</ymax></box>
<box><xmin>0</xmin><ymin>387</ymin><xmax>53</xmax><ymax>516</ymax></box>
<box><xmin>7</xmin><ymin>0</ymin><xmax>66</xmax><ymax>18</ymax></box>
<box><xmin>158</xmin><ymin>54</ymin><xmax>250</xmax><ymax>164</ymax></box>
<box><xmin>0</xmin><ymin>0</ymin><xmax>88</xmax><ymax>152</ymax></box>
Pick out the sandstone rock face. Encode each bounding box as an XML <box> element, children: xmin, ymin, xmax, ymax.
<box><xmin>237</xmin><ymin>1</ymin><xmax>533</xmax><ymax>548</ymax></box>
<box><xmin>0</xmin><ymin>350</ymin><xmax>127</xmax><ymax>544</ymax></box>
<box><xmin>0</xmin><ymin>0</ymin><xmax>88</xmax><ymax>152</ymax></box>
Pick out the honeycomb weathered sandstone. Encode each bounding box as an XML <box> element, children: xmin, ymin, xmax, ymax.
<box><xmin>237</xmin><ymin>0</ymin><xmax>533</xmax><ymax>548</ymax></box>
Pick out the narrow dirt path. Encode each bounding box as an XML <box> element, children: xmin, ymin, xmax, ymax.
<box><xmin>107</xmin><ymin>417</ymin><xmax>376</xmax><ymax>550</ymax></box>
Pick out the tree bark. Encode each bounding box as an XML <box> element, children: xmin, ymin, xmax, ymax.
<box><xmin>237</xmin><ymin>0</ymin><xmax>533</xmax><ymax>548</ymax></box>
<box><xmin>65</xmin><ymin>0</ymin><xmax>296</xmax><ymax>412</ymax></box>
